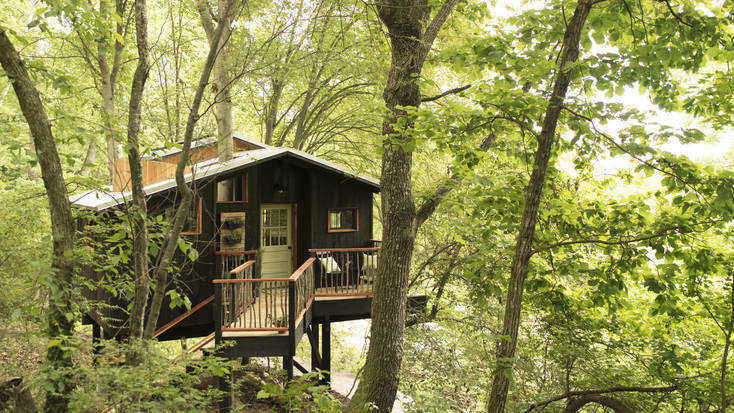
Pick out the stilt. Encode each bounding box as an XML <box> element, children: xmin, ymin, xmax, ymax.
<box><xmin>321</xmin><ymin>318</ymin><xmax>331</xmax><ymax>386</ymax></box>
<box><xmin>218</xmin><ymin>372</ymin><xmax>231</xmax><ymax>413</ymax></box>
<box><xmin>92</xmin><ymin>322</ymin><xmax>101</xmax><ymax>365</ymax></box>
<box><xmin>283</xmin><ymin>356</ymin><xmax>294</xmax><ymax>381</ymax></box>
<box><xmin>308</xmin><ymin>323</ymin><xmax>321</xmax><ymax>377</ymax></box>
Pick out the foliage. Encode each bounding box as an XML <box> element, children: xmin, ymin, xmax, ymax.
<box><xmin>256</xmin><ymin>371</ymin><xmax>341</xmax><ymax>412</ymax></box>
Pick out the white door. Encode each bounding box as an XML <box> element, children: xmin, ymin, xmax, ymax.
<box><xmin>260</xmin><ymin>204</ymin><xmax>292</xmax><ymax>278</ymax></box>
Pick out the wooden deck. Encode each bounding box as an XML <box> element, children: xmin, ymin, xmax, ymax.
<box><xmin>220</xmin><ymin>284</ymin><xmax>373</xmax><ymax>338</ymax></box>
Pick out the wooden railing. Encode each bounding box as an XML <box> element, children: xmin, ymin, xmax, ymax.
<box><xmin>153</xmin><ymin>294</ymin><xmax>215</xmax><ymax>339</ymax></box>
<box><xmin>212</xmin><ymin>258</ymin><xmax>316</xmax><ymax>337</ymax></box>
<box><xmin>215</xmin><ymin>250</ymin><xmax>257</xmax><ymax>278</ymax></box>
<box><xmin>213</xmin><ymin>260</ymin><xmax>258</xmax><ymax>334</ymax></box>
<box><xmin>290</xmin><ymin>258</ymin><xmax>316</xmax><ymax>329</ymax></box>
<box><xmin>309</xmin><ymin>247</ymin><xmax>379</xmax><ymax>296</ymax></box>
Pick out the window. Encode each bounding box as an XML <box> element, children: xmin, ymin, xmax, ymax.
<box><xmin>328</xmin><ymin>208</ymin><xmax>358</xmax><ymax>232</ymax></box>
<box><xmin>217</xmin><ymin>174</ymin><xmax>247</xmax><ymax>203</ymax></box>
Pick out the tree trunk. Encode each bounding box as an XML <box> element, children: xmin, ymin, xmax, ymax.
<box><xmin>125</xmin><ymin>0</ymin><xmax>152</xmax><ymax>346</ymax></box>
<box><xmin>81</xmin><ymin>0</ymin><xmax>123</xmax><ymax>181</ymax></box>
<box><xmin>143</xmin><ymin>0</ymin><xmax>235</xmax><ymax>338</ymax></box>
<box><xmin>346</xmin><ymin>3</ymin><xmax>426</xmax><ymax>411</ymax></box>
<box><xmin>719</xmin><ymin>269</ymin><xmax>733</xmax><ymax>413</ymax></box>
<box><xmin>0</xmin><ymin>29</ymin><xmax>77</xmax><ymax>413</ymax></box>
<box><xmin>101</xmin><ymin>78</ymin><xmax>118</xmax><ymax>182</ymax></box>
<box><xmin>346</xmin><ymin>0</ymin><xmax>457</xmax><ymax>410</ymax></box>
<box><xmin>264</xmin><ymin>79</ymin><xmax>284</xmax><ymax>146</ymax></box>
<box><xmin>485</xmin><ymin>2</ymin><xmax>593</xmax><ymax>411</ymax></box>
<box><xmin>196</xmin><ymin>0</ymin><xmax>236</xmax><ymax>161</ymax></box>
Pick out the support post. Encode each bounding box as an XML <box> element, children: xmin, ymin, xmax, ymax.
<box><xmin>310</xmin><ymin>323</ymin><xmax>320</xmax><ymax>374</ymax></box>
<box><xmin>283</xmin><ymin>356</ymin><xmax>294</xmax><ymax>381</ymax></box>
<box><xmin>321</xmin><ymin>317</ymin><xmax>331</xmax><ymax>386</ymax></box>
<box><xmin>218</xmin><ymin>371</ymin><xmax>231</xmax><ymax>413</ymax></box>
<box><xmin>92</xmin><ymin>322</ymin><xmax>101</xmax><ymax>365</ymax></box>
<box><xmin>213</xmin><ymin>284</ymin><xmax>230</xmax><ymax>412</ymax></box>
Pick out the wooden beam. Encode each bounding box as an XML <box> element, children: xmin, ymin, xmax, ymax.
<box><xmin>153</xmin><ymin>294</ymin><xmax>215</xmax><ymax>339</ymax></box>
<box><xmin>293</xmin><ymin>359</ymin><xmax>308</xmax><ymax>375</ymax></box>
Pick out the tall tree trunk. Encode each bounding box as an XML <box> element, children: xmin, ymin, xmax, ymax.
<box><xmin>346</xmin><ymin>0</ymin><xmax>457</xmax><ymax>411</ymax></box>
<box><xmin>719</xmin><ymin>269</ymin><xmax>733</xmax><ymax>413</ymax></box>
<box><xmin>125</xmin><ymin>0</ymin><xmax>151</xmax><ymax>346</ymax></box>
<box><xmin>197</xmin><ymin>0</ymin><xmax>236</xmax><ymax>161</ymax></box>
<box><xmin>144</xmin><ymin>0</ymin><xmax>236</xmax><ymax>338</ymax></box>
<box><xmin>264</xmin><ymin>79</ymin><xmax>283</xmax><ymax>145</ymax></box>
<box><xmin>0</xmin><ymin>29</ymin><xmax>77</xmax><ymax>413</ymax></box>
<box><xmin>347</xmin><ymin>2</ymin><xmax>425</xmax><ymax>412</ymax></box>
<box><xmin>81</xmin><ymin>0</ymin><xmax>124</xmax><ymax>180</ymax></box>
<box><xmin>485</xmin><ymin>2</ymin><xmax>593</xmax><ymax>411</ymax></box>
<box><xmin>101</xmin><ymin>78</ymin><xmax>118</xmax><ymax>181</ymax></box>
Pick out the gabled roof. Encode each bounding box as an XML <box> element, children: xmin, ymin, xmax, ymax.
<box><xmin>70</xmin><ymin>143</ymin><xmax>380</xmax><ymax>211</ymax></box>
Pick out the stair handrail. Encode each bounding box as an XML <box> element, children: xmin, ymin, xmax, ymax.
<box><xmin>152</xmin><ymin>294</ymin><xmax>216</xmax><ymax>339</ymax></box>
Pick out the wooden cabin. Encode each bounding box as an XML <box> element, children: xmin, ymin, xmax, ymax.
<box><xmin>71</xmin><ymin>136</ymin><xmax>425</xmax><ymax>409</ymax></box>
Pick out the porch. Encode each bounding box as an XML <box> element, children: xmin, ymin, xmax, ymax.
<box><xmin>213</xmin><ymin>246</ymin><xmax>380</xmax><ymax>340</ymax></box>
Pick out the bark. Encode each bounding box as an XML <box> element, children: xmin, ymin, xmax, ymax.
<box><xmin>346</xmin><ymin>0</ymin><xmax>457</xmax><ymax>411</ymax></box>
<box><xmin>0</xmin><ymin>29</ymin><xmax>77</xmax><ymax>413</ymax></box>
<box><xmin>143</xmin><ymin>1</ymin><xmax>235</xmax><ymax>338</ymax></box>
<box><xmin>264</xmin><ymin>78</ymin><xmax>284</xmax><ymax>145</ymax></box>
<box><xmin>80</xmin><ymin>0</ymin><xmax>125</xmax><ymax>180</ymax></box>
<box><xmin>125</xmin><ymin>0</ymin><xmax>152</xmax><ymax>345</ymax></box>
<box><xmin>196</xmin><ymin>0</ymin><xmax>236</xmax><ymax>161</ymax></box>
<box><xmin>719</xmin><ymin>269</ymin><xmax>733</xmax><ymax>413</ymax></box>
<box><xmin>486</xmin><ymin>2</ymin><xmax>594</xmax><ymax>411</ymax></box>
<box><xmin>564</xmin><ymin>396</ymin><xmax>634</xmax><ymax>413</ymax></box>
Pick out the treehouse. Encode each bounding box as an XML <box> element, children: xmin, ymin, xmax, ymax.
<box><xmin>71</xmin><ymin>136</ymin><xmax>426</xmax><ymax>406</ymax></box>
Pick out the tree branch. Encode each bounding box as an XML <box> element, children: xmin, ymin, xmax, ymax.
<box><xmin>523</xmin><ymin>385</ymin><xmax>678</xmax><ymax>413</ymax></box>
<box><xmin>530</xmin><ymin>221</ymin><xmax>722</xmax><ymax>256</ymax></box>
<box><xmin>417</xmin><ymin>0</ymin><xmax>459</xmax><ymax>68</ymax></box>
<box><xmin>413</xmin><ymin>133</ymin><xmax>496</xmax><ymax>233</ymax></box>
<box><xmin>421</xmin><ymin>84</ymin><xmax>471</xmax><ymax>102</ymax></box>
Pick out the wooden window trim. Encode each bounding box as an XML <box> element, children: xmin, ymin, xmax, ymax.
<box><xmin>327</xmin><ymin>208</ymin><xmax>359</xmax><ymax>233</ymax></box>
<box><xmin>216</xmin><ymin>173</ymin><xmax>247</xmax><ymax>204</ymax></box>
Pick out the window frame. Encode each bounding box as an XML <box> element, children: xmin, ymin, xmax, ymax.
<box><xmin>327</xmin><ymin>207</ymin><xmax>359</xmax><ymax>233</ymax></box>
<box><xmin>216</xmin><ymin>173</ymin><xmax>247</xmax><ymax>204</ymax></box>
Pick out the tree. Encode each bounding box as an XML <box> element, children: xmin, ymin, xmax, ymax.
<box><xmin>0</xmin><ymin>28</ymin><xmax>77</xmax><ymax>413</ymax></box>
<box><xmin>346</xmin><ymin>0</ymin><xmax>460</xmax><ymax>410</ymax></box>
<box><xmin>196</xmin><ymin>0</ymin><xmax>240</xmax><ymax>161</ymax></box>
<box><xmin>486</xmin><ymin>1</ymin><xmax>595</xmax><ymax>410</ymax></box>
<box><xmin>143</xmin><ymin>0</ymin><xmax>241</xmax><ymax>339</ymax></box>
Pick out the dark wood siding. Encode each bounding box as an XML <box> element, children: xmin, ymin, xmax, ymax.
<box><xmin>80</xmin><ymin>153</ymin><xmax>377</xmax><ymax>340</ymax></box>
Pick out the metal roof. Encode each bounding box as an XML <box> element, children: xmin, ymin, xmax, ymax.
<box><xmin>70</xmin><ymin>145</ymin><xmax>380</xmax><ymax>211</ymax></box>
